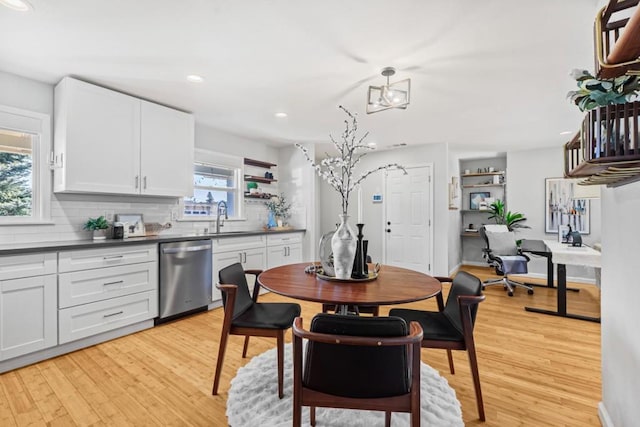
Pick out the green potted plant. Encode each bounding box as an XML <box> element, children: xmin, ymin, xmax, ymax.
<box><xmin>83</xmin><ymin>215</ymin><xmax>110</xmax><ymax>240</ymax></box>
<box><xmin>567</xmin><ymin>69</ymin><xmax>640</xmax><ymax>112</ymax></box>
<box><xmin>487</xmin><ymin>200</ymin><xmax>529</xmax><ymax>231</ymax></box>
<box><xmin>265</xmin><ymin>193</ymin><xmax>292</xmax><ymax>228</ymax></box>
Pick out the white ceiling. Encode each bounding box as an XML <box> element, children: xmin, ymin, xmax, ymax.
<box><xmin>0</xmin><ymin>0</ymin><xmax>598</xmax><ymax>152</ymax></box>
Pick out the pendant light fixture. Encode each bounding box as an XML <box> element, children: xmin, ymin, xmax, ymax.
<box><xmin>366</xmin><ymin>67</ymin><xmax>410</xmax><ymax>114</ymax></box>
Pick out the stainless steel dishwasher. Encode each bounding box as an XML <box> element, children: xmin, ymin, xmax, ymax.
<box><xmin>158</xmin><ymin>240</ymin><xmax>212</xmax><ymax>321</ymax></box>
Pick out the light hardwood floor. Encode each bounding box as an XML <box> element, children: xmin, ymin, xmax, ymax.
<box><xmin>0</xmin><ymin>266</ymin><xmax>601</xmax><ymax>426</ymax></box>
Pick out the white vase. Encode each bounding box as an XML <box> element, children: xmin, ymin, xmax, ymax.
<box><xmin>331</xmin><ymin>214</ymin><xmax>357</xmax><ymax>279</ymax></box>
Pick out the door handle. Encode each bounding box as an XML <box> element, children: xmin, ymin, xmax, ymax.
<box><xmin>386</xmin><ymin>229</ymin><xmax>391</xmax><ymax>233</ymax></box>
<box><xmin>387</xmin><ymin>221</ymin><xmax>391</xmax><ymax>225</ymax></box>
<box><xmin>143</xmin><ymin>176</ymin><xmax>147</xmax><ymax>189</ymax></box>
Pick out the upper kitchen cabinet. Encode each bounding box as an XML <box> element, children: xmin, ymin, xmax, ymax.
<box><xmin>53</xmin><ymin>77</ymin><xmax>194</xmax><ymax>197</ymax></box>
<box><xmin>139</xmin><ymin>100</ymin><xmax>194</xmax><ymax>197</ymax></box>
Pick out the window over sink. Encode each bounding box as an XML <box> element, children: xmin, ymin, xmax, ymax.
<box><xmin>182</xmin><ymin>150</ymin><xmax>243</xmax><ymax>220</ymax></box>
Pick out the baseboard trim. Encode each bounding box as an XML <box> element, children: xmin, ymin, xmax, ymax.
<box><xmin>598</xmin><ymin>401</ymin><xmax>614</xmax><ymax>427</ymax></box>
<box><xmin>448</xmin><ymin>263</ymin><xmax>461</xmax><ymax>276</ymax></box>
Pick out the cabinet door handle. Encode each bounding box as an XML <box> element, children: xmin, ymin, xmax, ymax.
<box><xmin>103</xmin><ymin>255</ymin><xmax>124</xmax><ymax>260</ymax></box>
<box><xmin>135</xmin><ymin>175</ymin><xmax>139</xmax><ymax>189</ymax></box>
<box><xmin>239</xmin><ymin>253</ymin><xmax>243</xmax><ymax>263</ymax></box>
<box><xmin>243</xmin><ymin>252</ymin><xmax>247</xmax><ymax>263</ymax></box>
<box><xmin>103</xmin><ymin>310</ymin><xmax>124</xmax><ymax>318</ymax></box>
<box><xmin>103</xmin><ymin>280</ymin><xmax>124</xmax><ymax>287</ymax></box>
<box><xmin>143</xmin><ymin>176</ymin><xmax>147</xmax><ymax>189</ymax></box>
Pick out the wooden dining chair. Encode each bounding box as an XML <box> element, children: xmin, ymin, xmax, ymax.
<box><xmin>212</xmin><ymin>262</ymin><xmax>300</xmax><ymax>398</ymax></box>
<box><xmin>292</xmin><ymin>314</ymin><xmax>423</xmax><ymax>427</ymax></box>
<box><xmin>389</xmin><ymin>271</ymin><xmax>486</xmax><ymax>421</ymax></box>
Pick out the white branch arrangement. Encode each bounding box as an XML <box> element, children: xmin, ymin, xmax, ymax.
<box><xmin>296</xmin><ymin>106</ymin><xmax>406</xmax><ymax>215</ymax></box>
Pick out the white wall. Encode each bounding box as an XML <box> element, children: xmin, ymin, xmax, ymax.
<box><xmin>447</xmin><ymin>151</ymin><xmax>462</xmax><ymax>274</ymax></box>
<box><xmin>318</xmin><ymin>143</ymin><xmax>450</xmax><ymax>276</ymax></box>
<box><xmin>277</xmin><ymin>143</ymin><xmax>317</xmax><ymax>262</ymax></box>
<box><xmin>599</xmin><ymin>182</ymin><xmax>640</xmax><ymax>427</ymax></box>
<box><xmin>507</xmin><ymin>146</ymin><xmax>601</xmax><ymax>281</ymax></box>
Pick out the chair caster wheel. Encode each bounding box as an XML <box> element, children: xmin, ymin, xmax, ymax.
<box><xmin>503</xmin><ymin>285</ymin><xmax>508</xmax><ymax>290</ymax></box>
<box><xmin>508</xmin><ymin>291</ymin><xmax>514</xmax><ymax>297</ymax></box>
<box><xmin>527</xmin><ymin>289</ymin><xmax>534</xmax><ymax>295</ymax></box>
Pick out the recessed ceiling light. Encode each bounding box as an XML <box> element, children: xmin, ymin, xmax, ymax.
<box><xmin>274</xmin><ymin>112</ymin><xmax>288</xmax><ymax>118</ymax></box>
<box><xmin>0</xmin><ymin>0</ymin><xmax>33</xmax><ymax>11</ymax></box>
<box><xmin>559</xmin><ymin>130</ymin><xmax>573</xmax><ymax>135</ymax></box>
<box><xmin>186</xmin><ymin>75</ymin><xmax>204</xmax><ymax>83</ymax></box>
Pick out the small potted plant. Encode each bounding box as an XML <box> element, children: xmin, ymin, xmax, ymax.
<box><xmin>83</xmin><ymin>215</ymin><xmax>110</xmax><ymax>240</ymax></box>
<box><xmin>265</xmin><ymin>193</ymin><xmax>292</xmax><ymax>228</ymax></box>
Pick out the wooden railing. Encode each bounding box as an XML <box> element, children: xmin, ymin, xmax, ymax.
<box><xmin>564</xmin><ymin>102</ymin><xmax>640</xmax><ymax>187</ymax></box>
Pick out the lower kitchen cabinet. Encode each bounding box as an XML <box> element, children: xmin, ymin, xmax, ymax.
<box><xmin>59</xmin><ymin>290</ymin><xmax>158</xmax><ymax>344</ymax></box>
<box><xmin>58</xmin><ymin>244</ymin><xmax>158</xmax><ymax>344</ymax></box>
<box><xmin>212</xmin><ymin>235</ymin><xmax>267</xmax><ymax>302</ymax></box>
<box><xmin>0</xmin><ymin>274</ymin><xmax>57</xmax><ymax>361</ymax></box>
<box><xmin>266</xmin><ymin>232</ymin><xmax>303</xmax><ymax>269</ymax></box>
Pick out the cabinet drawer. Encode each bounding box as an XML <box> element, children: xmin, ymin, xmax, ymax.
<box><xmin>212</xmin><ymin>235</ymin><xmax>265</xmax><ymax>253</ymax></box>
<box><xmin>266</xmin><ymin>232</ymin><xmax>303</xmax><ymax>246</ymax></box>
<box><xmin>59</xmin><ymin>262</ymin><xmax>158</xmax><ymax>308</ymax></box>
<box><xmin>0</xmin><ymin>253</ymin><xmax>57</xmax><ymax>281</ymax></box>
<box><xmin>58</xmin><ymin>244</ymin><xmax>157</xmax><ymax>272</ymax></box>
<box><xmin>58</xmin><ymin>290</ymin><xmax>158</xmax><ymax>344</ymax></box>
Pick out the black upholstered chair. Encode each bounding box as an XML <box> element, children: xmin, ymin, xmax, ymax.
<box><xmin>212</xmin><ymin>262</ymin><xmax>300</xmax><ymax>398</ymax></box>
<box><xmin>389</xmin><ymin>271</ymin><xmax>486</xmax><ymax>421</ymax></box>
<box><xmin>292</xmin><ymin>314</ymin><xmax>423</xmax><ymax>427</ymax></box>
<box><xmin>480</xmin><ymin>224</ymin><xmax>534</xmax><ymax>296</ymax></box>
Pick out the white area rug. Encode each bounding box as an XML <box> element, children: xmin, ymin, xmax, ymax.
<box><xmin>226</xmin><ymin>344</ymin><xmax>463</xmax><ymax>426</ymax></box>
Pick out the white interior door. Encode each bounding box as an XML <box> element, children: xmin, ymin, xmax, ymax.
<box><xmin>384</xmin><ymin>165</ymin><xmax>433</xmax><ymax>274</ymax></box>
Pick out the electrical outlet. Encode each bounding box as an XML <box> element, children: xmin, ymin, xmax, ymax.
<box><xmin>171</xmin><ymin>208</ymin><xmax>179</xmax><ymax>221</ymax></box>
<box><xmin>104</xmin><ymin>210</ymin><xmax>114</xmax><ymax>221</ymax></box>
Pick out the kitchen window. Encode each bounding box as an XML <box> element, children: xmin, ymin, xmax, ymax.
<box><xmin>0</xmin><ymin>105</ymin><xmax>51</xmax><ymax>224</ymax></box>
<box><xmin>183</xmin><ymin>150</ymin><xmax>243</xmax><ymax>219</ymax></box>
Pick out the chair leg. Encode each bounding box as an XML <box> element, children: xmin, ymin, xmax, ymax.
<box><xmin>277</xmin><ymin>330</ymin><xmax>284</xmax><ymax>399</ymax></box>
<box><xmin>466</xmin><ymin>343</ymin><xmax>485</xmax><ymax>421</ymax></box>
<box><xmin>446</xmin><ymin>349</ymin><xmax>455</xmax><ymax>374</ymax></box>
<box><xmin>242</xmin><ymin>336</ymin><xmax>250</xmax><ymax>358</ymax></box>
<box><xmin>212</xmin><ymin>328</ymin><xmax>230</xmax><ymax>395</ymax></box>
<box><xmin>310</xmin><ymin>406</ymin><xmax>316</xmax><ymax>426</ymax></box>
<box><xmin>385</xmin><ymin>411</ymin><xmax>391</xmax><ymax>427</ymax></box>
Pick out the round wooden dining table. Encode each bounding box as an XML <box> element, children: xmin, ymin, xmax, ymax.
<box><xmin>257</xmin><ymin>263</ymin><xmax>442</xmax><ymax>313</ymax></box>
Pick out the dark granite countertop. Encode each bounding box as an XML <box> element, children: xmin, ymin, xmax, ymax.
<box><xmin>0</xmin><ymin>229</ymin><xmax>305</xmax><ymax>256</ymax></box>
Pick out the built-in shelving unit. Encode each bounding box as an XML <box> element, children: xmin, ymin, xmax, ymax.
<box><xmin>460</xmin><ymin>158</ymin><xmax>507</xmax><ymax>264</ymax></box>
<box><xmin>244</xmin><ymin>158</ymin><xmax>278</xmax><ymax>200</ymax></box>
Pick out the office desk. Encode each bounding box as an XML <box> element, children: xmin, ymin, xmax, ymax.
<box><xmin>520</xmin><ymin>239</ymin><xmax>580</xmax><ymax>293</ymax></box>
<box><xmin>524</xmin><ymin>240</ymin><xmax>601</xmax><ymax>323</ymax></box>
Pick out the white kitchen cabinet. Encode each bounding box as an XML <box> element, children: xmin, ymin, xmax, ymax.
<box><xmin>212</xmin><ymin>235</ymin><xmax>267</xmax><ymax>302</ymax></box>
<box><xmin>140</xmin><ymin>100</ymin><xmax>194</xmax><ymax>197</ymax></box>
<box><xmin>266</xmin><ymin>232</ymin><xmax>303</xmax><ymax>269</ymax></box>
<box><xmin>0</xmin><ymin>254</ymin><xmax>57</xmax><ymax>361</ymax></box>
<box><xmin>53</xmin><ymin>77</ymin><xmax>193</xmax><ymax>197</ymax></box>
<box><xmin>58</xmin><ymin>244</ymin><xmax>158</xmax><ymax>344</ymax></box>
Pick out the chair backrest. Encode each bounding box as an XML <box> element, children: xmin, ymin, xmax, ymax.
<box><xmin>218</xmin><ymin>262</ymin><xmax>253</xmax><ymax>318</ymax></box>
<box><xmin>443</xmin><ymin>271</ymin><xmax>483</xmax><ymax>333</ymax></box>
<box><xmin>304</xmin><ymin>314</ymin><xmax>410</xmax><ymax>398</ymax></box>
<box><xmin>481</xmin><ymin>225</ymin><xmax>518</xmax><ymax>256</ymax></box>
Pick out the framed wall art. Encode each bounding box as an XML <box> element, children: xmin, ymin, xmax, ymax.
<box><xmin>469</xmin><ymin>192</ymin><xmax>491</xmax><ymax>210</ymax></box>
<box><xmin>115</xmin><ymin>213</ymin><xmax>145</xmax><ymax>237</ymax></box>
<box><xmin>545</xmin><ymin>178</ymin><xmax>590</xmax><ymax>234</ymax></box>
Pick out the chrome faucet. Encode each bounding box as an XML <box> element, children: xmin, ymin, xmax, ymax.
<box><xmin>216</xmin><ymin>201</ymin><xmax>228</xmax><ymax>233</ymax></box>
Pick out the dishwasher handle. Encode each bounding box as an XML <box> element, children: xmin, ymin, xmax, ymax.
<box><xmin>162</xmin><ymin>244</ymin><xmax>212</xmax><ymax>254</ymax></box>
